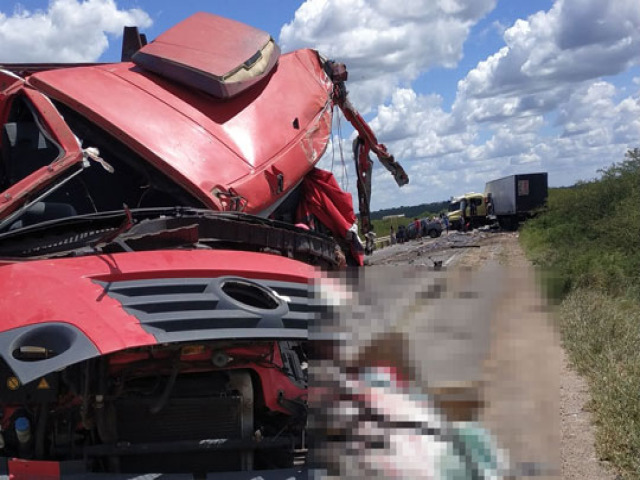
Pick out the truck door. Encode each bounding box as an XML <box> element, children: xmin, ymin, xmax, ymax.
<box><xmin>0</xmin><ymin>85</ymin><xmax>83</xmax><ymax>225</ymax></box>
<box><xmin>473</xmin><ymin>197</ymin><xmax>484</xmax><ymax>216</ymax></box>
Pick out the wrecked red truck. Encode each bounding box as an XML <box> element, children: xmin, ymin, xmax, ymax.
<box><xmin>0</xmin><ymin>12</ymin><xmax>406</xmax><ymax>479</ymax></box>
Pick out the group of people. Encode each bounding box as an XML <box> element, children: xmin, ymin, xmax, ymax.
<box><xmin>388</xmin><ymin>213</ymin><xmax>450</xmax><ymax>245</ymax></box>
<box><xmin>390</xmin><ymin>224</ymin><xmax>407</xmax><ymax>244</ymax></box>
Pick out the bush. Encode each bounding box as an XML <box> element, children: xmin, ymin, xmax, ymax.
<box><xmin>521</xmin><ymin>148</ymin><xmax>640</xmax><ymax>478</ymax></box>
<box><xmin>520</xmin><ymin>149</ymin><xmax>640</xmax><ymax>299</ymax></box>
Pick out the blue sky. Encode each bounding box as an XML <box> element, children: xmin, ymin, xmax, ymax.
<box><xmin>1</xmin><ymin>0</ymin><xmax>638</xmax><ymax>209</ymax></box>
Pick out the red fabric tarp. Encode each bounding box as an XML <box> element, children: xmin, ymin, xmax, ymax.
<box><xmin>296</xmin><ymin>168</ymin><xmax>364</xmax><ymax>266</ymax></box>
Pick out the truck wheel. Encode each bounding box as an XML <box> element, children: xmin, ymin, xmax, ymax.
<box><xmin>428</xmin><ymin>229</ymin><xmax>439</xmax><ymax>238</ymax></box>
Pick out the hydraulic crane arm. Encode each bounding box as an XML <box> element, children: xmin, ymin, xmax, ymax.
<box><xmin>339</xmin><ymin>95</ymin><xmax>409</xmax><ymax>188</ymax></box>
<box><xmin>324</xmin><ymin>60</ymin><xmax>409</xmax><ymax>233</ymax></box>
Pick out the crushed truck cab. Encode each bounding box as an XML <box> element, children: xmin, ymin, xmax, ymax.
<box><xmin>447</xmin><ymin>192</ymin><xmax>487</xmax><ymax>230</ymax></box>
<box><xmin>0</xmin><ymin>12</ymin><xmax>407</xmax><ymax>479</ymax></box>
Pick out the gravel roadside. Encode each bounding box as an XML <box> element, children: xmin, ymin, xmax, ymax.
<box><xmin>560</xmin><ymin>351</ymin><xmax>617</xmax><ymax>479</ymax></box>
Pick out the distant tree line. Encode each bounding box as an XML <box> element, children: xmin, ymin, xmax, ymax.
<box><xmin>368</xmin><ymin>201</ymin><xmax>449</xmax><ymax>221</ymax></box>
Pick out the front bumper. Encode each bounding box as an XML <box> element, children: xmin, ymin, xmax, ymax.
<box><xmin>1</xmin><ymin>458</ymin><xmax>306</xmax><ymax>480</ymax></box>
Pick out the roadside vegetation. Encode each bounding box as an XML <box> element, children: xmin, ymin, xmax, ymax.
<box><xmin>369</xmin><ymin>200</ymin><xmax>448</xmax><ymax>221</ymax></box>
<box><xmin>520</xmin><ymin>148</ymin><xmax>640</xmax><ymax>478</ymax></box>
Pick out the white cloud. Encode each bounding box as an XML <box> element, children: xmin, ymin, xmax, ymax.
<box><xmin>0</xmin><ymin>0</ymin><xmax>152</xmax><ymax>62</ymax></box>
<box><xmin>350</xmin><ymin>0</ymin><xmax>640</xmax><ymax>209</ymax></box>
<box><xmin>364</xmin><ymin>76</ymin><xmax>639</xmax><ymax>209</ymax></box>
<box><xmin>279</xmin><ymin>0</ymin><xmax>496</xmax><ymax>110</ymax></box>
<box><xmin>557</xmin><ymin>82</ymin><xmax>640</xmax><ymax>147</ymax></box>
<box><xmin>449</xmin><ymin>0</ymin><xmax>640</xmax><ymax>185</ymax></box>
<box><xmin>370</xmin><ymin>88</ymin><xmax>473</xmax><ymax>161</ymax></box>
<box><xmin>456</xmin><ymin>0</ymin><xmax>640</xmax><ymax>101</ymax></box>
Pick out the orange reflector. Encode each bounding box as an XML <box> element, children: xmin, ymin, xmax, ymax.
<box><xmin>7</xmin><ymin>376</ymin><xmax>20</xmax><ymax>390</ymax></box>
<box><xmin>37</xmin><ymin>378</ymin><xmax>50</xmax><ymax>390</ymax></box>
<box><xmin>181</xmin><ymin>345</ymin><xmax>206</xmax><ymax>356</ymax></box>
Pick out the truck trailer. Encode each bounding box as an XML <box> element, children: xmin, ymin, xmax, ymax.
<box><xmin>484</xmin><ymin>173</ymin><xmax>548</xmax><ymax>230</ymax></box>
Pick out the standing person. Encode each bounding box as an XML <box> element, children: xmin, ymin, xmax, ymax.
<box><xmin>390</xmin><ymin>226</ymin><xmax>396</xmax><ymax>245</ymax></box>
<box><xmin>486</xmin><ymin>193</ymin><xmax>494</xmax><ymax>216</ymax></box>
<box><xmin>365</xmin><ymin>231</ymin><xmax>376</xmax><ymax>255</ymax></box>
<box><xmin>413</xmin><ymin>218</ymin><xmax>422</xmax><ymax>240</ymax></box>
<box><xmin>397</xmin><ymin>224</ymin><xmax>405</xmax><ymax>244</ymax></box>
<box><xmin>442</xmin><ymin>213</ymin><xmax>450</xmax><ymax>234</ymax></box>
<box><xmin>469</xmin><ymin>199</ymin><xmax>477</xmax><ymax>230</ymax></box>
<box><xmin>459</xmin><ymin>198</ymin><xmax>467</xmax><ymax>232</ymax></box>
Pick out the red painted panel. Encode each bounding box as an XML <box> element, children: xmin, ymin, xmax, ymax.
<box><xmin>28</xmin><ymin>49</ymin><xmax>333</xmax><ymax>214</ymax></box>
<box><xmin>0</xmin><ymin>250</ymin><xmax>318</xmax><ymax>354</ymax></box>
<box><xmin>8</xmin><ymin>459</ymin><xmax>60</xmax><ymax>480</ymax></box>
<box><xmin>133</xmin><ymin>13</ymin><xmax>280</xmax><ymax>99</ymax></box>
<box><xmin>137</xmin><ymin>12</ymin><xmax>275</xmax><ymax>79</ymax></box>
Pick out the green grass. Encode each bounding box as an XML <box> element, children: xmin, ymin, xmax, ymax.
<box><xmin>520</xmin><ymin>148</ymin><xmax>640</xmax><ymax>478</ymax></box>
<box><xmin>561</xmin><ymin>289</ymin><xmax>640</xmax><ymax>478</ymax></box>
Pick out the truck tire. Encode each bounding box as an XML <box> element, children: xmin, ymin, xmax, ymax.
<box><xmin>428</xmin><ymin>229</ymin><xmax>440</xmax><ymax>238</ymax></box>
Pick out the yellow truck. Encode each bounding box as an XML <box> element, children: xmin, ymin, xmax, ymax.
<box><xmin>447</xmin><ymin>193</ymin><xmax>487</xmax><ymax>231</ymax></box>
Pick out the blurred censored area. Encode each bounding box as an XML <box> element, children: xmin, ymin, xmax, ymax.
<box><xmin>307</xmin><ymin>264</ymin><xmax>561</xmax><ymax>479</ymax></box>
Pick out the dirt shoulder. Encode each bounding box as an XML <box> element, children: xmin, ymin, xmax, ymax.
<box><xmin>368</xmin><ymin>231</ymin><xmax>617</xmax><ymax>479</ymax></box>
<box><xmin>476</xmin><ymin>235</ymin><xmax>561</xmax><ymax>479</ymax></box>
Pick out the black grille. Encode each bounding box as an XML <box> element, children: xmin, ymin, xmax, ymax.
<box><xmin>95</xmin><ymin>277</ymin><xmax>315</xmax><ymax>342</ymax></box>
<box><xmin>116</xmin><ymin>395</ymin><xmax>244</xmax><ymax>473</ymax></box>
<box><xmin>116</xmin><ymin>396</ymin><xmax>242</xmax><ymax>443</ymax></box>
